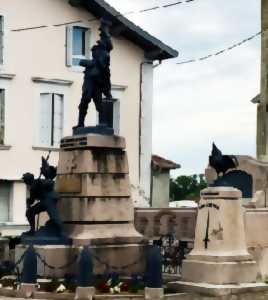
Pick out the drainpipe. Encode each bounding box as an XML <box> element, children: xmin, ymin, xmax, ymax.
<box><xmin>139</xmin><ymin>61</ymin><xmax>152</xmax><ymax>183</ymax></box>
<box><xmin>139</xmin><ymin>60</ymin><xmax>162</xmax><ymax>204</ymax></box>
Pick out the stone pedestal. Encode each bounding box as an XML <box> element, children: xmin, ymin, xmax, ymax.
<box><xmin>33</xmin><ymin>133</ymin><xmax>146</xmax><ymax>276</ymax></box>
<box><xmin>18</xmin><ymin>284</ymin><xmax>36</xmax><ymax>298</ymax></box>
<box><xmin>182</xmin><ymin>187</ymin><xmax>257</xmax><ymax>284</ymax></box>
<box><xmin>75</xmin><ymin>287</ymin><xmax>95</xmax><ymax>300</ymax></box>
<box><xmin>0</xmin><ymin>238</ymin><xmax>10</xmax><ymax>261</ymax></box>
<box><xmin>145</xmin><ymin>287</ymin><xmax>164</xmax><ymax>300</ymax></box>
<box><xmin>167</xmin><ymin>187</ymin><xmax>268</xmax><ymax>296</ymax></box>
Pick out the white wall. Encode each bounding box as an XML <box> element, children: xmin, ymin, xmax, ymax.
<box><xmin>0</xmin><ymin>0</ymin><xmax>153</xmax><ymax>226</ymax></box>
<box><xmin>151</xmin><ymin>171</ymin><xmax>170</xmax><ymax>208</ymax></box>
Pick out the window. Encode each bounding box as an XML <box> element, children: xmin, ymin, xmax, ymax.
<box><xmin>66</xmin><ymin>25</ymin><xmax>91</xmax><ymax>67</ymax></box>
<box><xmin>39</xmin><ymin>93</ymin><xmax>64</xmax><ymax>147</ymax></box>
<box><xmin>0</xmin><ymin>89</ymin><xmax>5</xmax><ymax>144</ymax></box>
<box><xmin>0</xmin><ymin>16</ymin><xmax>4</xmax><ymax>65</ymax></box>
<box><xmin>0</xmin><ymin>181</ymin><xmax>11</xmax><ymax>223</ymax></box>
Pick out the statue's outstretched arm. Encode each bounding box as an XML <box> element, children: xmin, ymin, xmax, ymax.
<box><xmin>79</xmin><ymin>59</ymin><xmax>92</xmax><ymax>67</ymax></box>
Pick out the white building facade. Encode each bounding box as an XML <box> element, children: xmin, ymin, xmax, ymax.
<box><xmin>0</xmin><ymin>0</ymin><xmax>177</xmax><ymax>235</ymax></box>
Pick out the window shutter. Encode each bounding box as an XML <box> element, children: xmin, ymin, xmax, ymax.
<box><xmin>0</xmin><ymin>182</ymin><xmax>10</xmax><ymax>222</ymax></box>
<box><xmin>85</xmin><ymin>28</ymin><xmax>91</xmax><ymax>59</ymax></box>
<box><xmin>53</xmin><ymin>94</ymin><xmax>64</xmax><ymax>146</ymax></box>
<box><xmin>0</xmin><ymin>16</ymin><xmax>4</xmax><ymax>65</ymax></box>
<box><xmin>112</xmin><ymin>90</ymin><xmax>122</xmax><ymax>135</ymax></box>
<box><xmin>40</xmin><ymin>93</ymin><xmax>52</xmax><ymax>146</ymax></box>
<box><xmin>113</xmin><ymin>99</ymin><xmax>120</xmax><ymax>135</ymax></box>
<box><xmin>66</xmin><ymin>25</ymin><xmax>73</xmax><ymax>67</ymax></box>
<box><xmin>0</xmin><ymin>89</ymin><xmax>5</xmax><ymax>144</ymax></box>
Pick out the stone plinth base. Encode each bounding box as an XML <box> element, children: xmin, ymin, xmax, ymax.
<box><xmin>249</xmin><ymin>247</ymin><xmax>268</xmax><ymax>281</ymax></box>
<box><xmin>18</xmin><ymin>283</ymin><xmax>36</xmax><ymax>298</ymax></box>
<box><xmin>168</xmin><ymin>281</ymin><xmax>268</xmax><ymax>297</ymax></box>
<box><xmin>182</xmin><ymin>259</ymin><xmax>258</xmax><ymax>285</ymax></box>
<box><xmin>16</xmin><ymin>243</ymin><xmax>146</xmax><ymax>278</ymax></box>
<box><xmin>73</xmin><ymin>125</ymin><xmax>114</xmax><ymax>136</ymax></box>
<box><xmin>75</xmin><ymin>287</ymin><xmax>95</xmax><ymax>300</ymax></box>
<box><xmin>64</xmin><ymin>223</ymin><xmax>144</xmax><ymax>245</ymax></box>
<box><xmin>145</xmin><ymin>287</ymin><xmax>164</xmax><ymax>300</ymax></box>
<box><xmin>181</xmin><ymin>187</ymin><xmax>258</xmax><ymax>286</ymax></box>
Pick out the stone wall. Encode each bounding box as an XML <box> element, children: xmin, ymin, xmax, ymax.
<box><xmin>151</xmin><ymin>171</ymin><xmax>170</xmax><ymax>208</ymax></box>
<box><xmin>134</xmin><ymin>206</ymin><xmax>268</xmax><ymax>279</ymax></box>
<box><xmin>134</xmin><ymin>208</ymin><xmax>197</xmax><ymax>241</ymax></box>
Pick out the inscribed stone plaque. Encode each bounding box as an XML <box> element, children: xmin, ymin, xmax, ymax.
<box><xmin>55</xmin><ymin>174</ymin><xmax>81</xmax><ymax>193</ymax></box>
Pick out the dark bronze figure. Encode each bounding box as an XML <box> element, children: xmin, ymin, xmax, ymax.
<box><xmin>21</xmin><ymin>245</ymin><xmax>37</xmax><ymax>284</ymax></box>
<box><xmin>209</xmin><ymin>143</ymin><xmax>253</xmax><ymax>198</ymax></box>
<box><xmin>76</xmin><ymin>18</ymin><xmax>113</xmax><ymax>128</ymax></box>
<box><xmin>209</xmin><ymin>143</ymin><xmax>238</xmax><ymax>177</ymax></box>
<box><xmin>145</xmin><ymin>245</ymin><xmax>163</xmax><ymax>288</ymax></box>
<box><xmin>78</xmin><ymin>246</ymin><xmax>94</xmax><ymax>287</ymax></box>
<box><xmin>22</xmin><ymin>156</ymin><xmax>63</xmax><ymax>238</ymax></box>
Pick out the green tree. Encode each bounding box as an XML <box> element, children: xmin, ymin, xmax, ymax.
<box><xmin>170</xmin><ymin>174</ymin><xmax>207</xmax><ymax>202</ymax></box>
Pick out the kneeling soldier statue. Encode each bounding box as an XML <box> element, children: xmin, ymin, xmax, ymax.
<box><xmin>22</xmin><ymin>155</ymin><xmax>63</xmax><ymax>239</ymax></box>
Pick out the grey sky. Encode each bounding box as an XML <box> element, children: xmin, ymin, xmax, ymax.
<box><xmin>106</xmin><ymin>0</ymin><xmax>261</xmax><ymax>177</ymax></box>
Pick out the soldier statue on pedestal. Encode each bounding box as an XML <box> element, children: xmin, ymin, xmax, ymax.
<box><xmin>75</xmin><ymin>18</ymin><xmax>113</xmax><ymax>129</ymax></box>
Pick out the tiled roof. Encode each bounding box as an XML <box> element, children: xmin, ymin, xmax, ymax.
<box><xmin>69</xmin><ymin>0</ymin><xmax>178</xmax><ymax>61</ymax></box>
<box><xmin>152</xmin><ymin>155</ymin><xmax>181</xmax><ymax>170</ymax></box>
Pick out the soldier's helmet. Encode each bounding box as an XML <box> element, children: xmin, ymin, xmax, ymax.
<box><xmin>91</xmin><ymin>45</ymin><xmax>101</xmax><ymax>59</ymax></box>
<box><xmin>22</xmin><ymin>173</ymin><xmax>35</xmax><ymax>185</ymax></box>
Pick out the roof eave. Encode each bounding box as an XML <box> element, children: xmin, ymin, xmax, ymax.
<box><xmin>69</xmin><ymin>0</ymin><xmax>178</xmax><ymax>60</ymax></box>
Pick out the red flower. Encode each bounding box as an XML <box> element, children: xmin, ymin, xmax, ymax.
<box><xmin>121</xmin><ymin>282</ymin><xmax>129</xmax><ymax>292</ymax></box>
<box><xmin>97</xmin><ymin>282</ymin><xmax>110</xmax><ymax>293</ymax></box>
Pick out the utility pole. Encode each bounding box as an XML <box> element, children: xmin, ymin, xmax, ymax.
<box><xmin>258</xmin><ymin>0</ymin><xmax>268</xmax><ymax>160</ymax></box>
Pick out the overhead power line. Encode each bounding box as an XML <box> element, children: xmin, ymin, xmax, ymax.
<box><xmin>10</xmin><ymin>0</ymin><xmax>198</xmax><ymax>32</ymax></box>
<box><xmin>80</xmin><ymin>0</ymin><xmax>198</xmax><ymax>22</ymax></box>
<box><xmin>176</xmin><ymin>31</ymin><xmax>261</xmax><ymax>65</ymax></box>
<box><xmin>9</xmin><ymin>1</ymin><xmax>261</xmax><ymax>66</ymax></box>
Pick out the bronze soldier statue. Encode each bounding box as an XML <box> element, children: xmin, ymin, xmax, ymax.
<box><xmin>76</xmin><ymin>18</ymin><xmax>113</xmax><ymax>128</ymax></box>
<box><xmin>22</xmin><ymin>156</ymin><xmax>63</xmax><ymax>237</ymax></box>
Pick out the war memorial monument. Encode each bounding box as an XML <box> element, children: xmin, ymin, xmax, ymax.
<box><xmin>13</xmin><ymin>19</ymin><xmax>157</xmax><ymax>299</ymax></box>
<box><xmin>7</xmin><ymin>10</ymin><xmax>268</xmax><ymax>300</ymax></box>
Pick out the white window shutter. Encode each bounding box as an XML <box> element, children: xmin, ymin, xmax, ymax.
<box><xmin>0</xmin><ymin>16</ymin><xmax>4</xmax><ymax>65</ymax></box>
<box><xmin>40</xmin><ymin>93</ymin><xmax>52</xmax><ymax>146</ymax></box>
<box><xmin>85</xmin><ymin>28</ymin><xmax>91</xmax><ymax>59</ymax></box>
<box><xmin>0</xmin><ymin>182</ymin><xmax>10</xmax><ymax>222</ymax></box>
<box><xmin>53</xmin><ymin>94</ymin><xmax>64</xmax><ymax>146</ymax></box>
<box><xmin>0</xmin><ymin>89</ymin><xmax>4</xmax><ymax>144</ymax></box>
<box><xmin>113</xmin><ymin>100</ymin><xmax>120</xmax><ymax>135</ymax></box>
<box><xmin>112</xmin><ymin>90</ymin><xmax>122</xmax><ymax>135</ymax></box>
<box><xmin>66</xmin><ymin>25</ymin><xmax>73</xmax><ymax>67</ymax></box>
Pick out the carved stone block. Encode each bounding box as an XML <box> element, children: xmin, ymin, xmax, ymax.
<box><xmin>58</xmin><ymin>197</ymin><xmax>134</xmax><ymax>222</ymax></box>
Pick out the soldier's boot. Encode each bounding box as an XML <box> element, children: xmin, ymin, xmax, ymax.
<box><xmin>77</xmin><ymin>108</ymin><xmax>87</xmax><ymax>128</ymax></box>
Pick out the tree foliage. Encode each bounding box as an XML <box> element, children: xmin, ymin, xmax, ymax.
<box><xmin>170</xmin><ymin>174</ymin><xmax>207</xmax><ymax>201</ymax></box>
